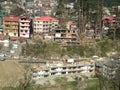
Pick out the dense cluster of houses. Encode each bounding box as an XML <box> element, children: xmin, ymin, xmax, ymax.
<box><xmin>0</xmin><ymin>0</ymin><xmax>118</xmax><ymax>44</ymax></box>
<box><xmin>0</xmin><ymin>14</ymin><xmax>80</xmax><ymax>46</ymax></box>
<box><xmin>0</xmin><ymin>15</ymin><xmax>117</xmax><ymax>44</ymax></box>
<box><xmin>1</xmin><ymin>0</ymin><xmax>57</xmax><ymax>16</ymax></box>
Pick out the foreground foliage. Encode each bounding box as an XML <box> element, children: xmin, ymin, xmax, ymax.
<box><xmin>23</xmin><ymin>38</ymin><xmax>120</xmax><ymax>58</ymax></box>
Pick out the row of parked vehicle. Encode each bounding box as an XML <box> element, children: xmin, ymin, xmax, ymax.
<box><xmin>0</xmin><ymin>53</ymin><xmax>20</xmax><ymax>61</ymax></box>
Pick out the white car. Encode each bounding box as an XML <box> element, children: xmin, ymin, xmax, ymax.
<box><xmin>0</xmin><ymin>54</ymin><xmax>5</xmax><ymax>61</ymax></box>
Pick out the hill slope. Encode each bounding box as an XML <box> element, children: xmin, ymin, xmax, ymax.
<box><xmin>0</xmin><ymin>60</ymin><xmax>24</xmax><ymax>88</ymax></box>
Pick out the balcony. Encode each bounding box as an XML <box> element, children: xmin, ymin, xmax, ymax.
<box><xmin>12</xmin><ymin>23</ymin><xmax>18</xmax><ymax>25</ymax></box>
<box><xmin>4</xmin><ymin>22</ymin><xmax>10</xmax><ymax>24</ymax></box>
<box><xmin>20</xmin><ymin>20</ymin><xmax>30</xmax><ymax>23</ymax></box>
<box><xmin>20</xmin><ymin>23</ymin><xmax>30</xmax><ymax>26</ymax></box>
<box><xmin>20</xmin><ymin>27</ymin><xmax>29</xmax><ymax>30</ymax></box>
<box><xmin>11</xmin><ymin>27</ymin><xmax>18</xmax><ymax>29</ymax></box>
<box><xmin>4</xmin><ymin>27</ymin><xmax>10</xmax><ymax>29</ymax></box>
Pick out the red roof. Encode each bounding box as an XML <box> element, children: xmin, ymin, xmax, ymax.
<box><xmin>35</xmin><ymin>16</ymin><xmax>58</xmax><ymax>21</ymax></box>
<box><xmin>4</xmin><ymin>15</ymin><xmax>19</xmax><ymax>22</ymax></box>
<box><xmin>102</xmin><ymin>17</ymin><xmax>115</xmax><ymax>21</ymax></box>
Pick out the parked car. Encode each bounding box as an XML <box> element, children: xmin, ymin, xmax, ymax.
<box><xmin>13</xmin><ymin>56</ymin><xmax>19</xmax><ymax>59</ymax></box>
<box><xmin>0</xmin><ymin>53</ymin><xmax>6</xmax><ymax>61</ymax></box>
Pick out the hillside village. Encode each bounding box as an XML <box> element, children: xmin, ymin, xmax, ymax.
<box><xmin>0</xmin><ymin>0</ymin><xmax>120</xmax><ymax>90</ymax></box>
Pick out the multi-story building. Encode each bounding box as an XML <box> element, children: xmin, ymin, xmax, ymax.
<box><xmin>33</xmin><ymin>16</ymin><xmax>58</xmax><ymax>33</ymax></box>
<box><xmin>66</xmin><ymin>21</ymin><xmax>77</xmax><ymax>30</ymax></box>
<box><xmin>95</xmin><ymin>59</ymin><xmax>119</xmax><ymax>79</ymax></box>
<box><xmin>19</xmin><ymin>16</ymin><xmax>30</xmax><ymax>38</ymax></box>
<box><xmin>103</xmin><ymin>59</ymin><xmax>117</xmax><ymax>79</ymax></box>
<box><xmin>54</xmin><ymin>29</ymin><xmax>79</xmax><ymax>46</ymax></box>
<box><xmin>102</xmin><ymin>17</ymin><xmax>116</xmax><ymax>35</ymax></box>
<box><xmin>3</xmin><ymin>15</ymin><xmax>19</xmax><ymax>37</ymax></box>
<box><xmin>32</xmin><ymin>59</ymin><xmax>95</xmax><ymax>79</ymax></box>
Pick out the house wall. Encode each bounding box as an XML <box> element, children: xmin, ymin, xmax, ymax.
<box><xmin>19</xmin><ymin>17</ymin><xmax>30</xmax><ymax>38</ymax></box>
<box><xmin>3</xmin><ymin>21</ymin><xmax>18</xmax><ymax>36</ymax></box>
<box><xmin>54</xmin><ymin>29</ymin><xmax>79</xmax><ymax>45</ymax></box>
<box><xmin>33</xmin><ymin>19</ymin><xmax>58</xmax><ymax>33</ymax></box>
<box><xmin>32</xmin><ymin>61</ymin><xmax>95</xmax><ymax>78</ymax></box>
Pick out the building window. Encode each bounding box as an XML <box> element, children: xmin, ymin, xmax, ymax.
<box><xmin>5</xmin><ymin>25</ymin><xmax>9</xmax><ymax>27</ymax></box>
<box><xmin>25</xmin><ymin>30</ymin><xmax>28</xmax><ymax>33</ymax></box>
<box><xmin>14</xmin><ymin>33</ymin><xmax>16</xmax><ymax>35</ymax></box>
<box><xmin>22</xmin><ymin>22</ymin><xmax>25</xmax><ymax>24</ymax></box>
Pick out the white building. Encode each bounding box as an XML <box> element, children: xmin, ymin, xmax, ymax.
<box><xmin>32</xmin><ymin>60</ymin><xmax>95</xmax><ymax>79</ymax></box>
<box><xmin>33</xmin><ymin>16</ymin><xmax>59</xmax><ymax>33</ymax></box>
<box><xmin>19</xmin><ymin>16</ymin><xmax>30</xmax><ymax>38</ymax></box>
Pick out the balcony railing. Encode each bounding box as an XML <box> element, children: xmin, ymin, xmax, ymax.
<box><xmin>20</xmin><ymin>20</ymin><xmax>30</xmax><ymax>23</ymax></box>
<box><xmin>20</xmin><ymin>23</ymin><xmax>30</xmax><ymax>26</ymax></box>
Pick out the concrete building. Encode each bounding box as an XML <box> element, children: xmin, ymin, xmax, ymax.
<box><xmin>33</xmin><ymin>16</ymin><xmax>58</xmax><ymax>33</ymax></box>
<box><xmin>32</xmin><ymin>59</ymin><xmax>95</xmax><ymax>79</ymax></box>
<box><xmin>19</xmin><ymin>16</ymin><xmax>30</xmax><ymax>38</ymax></box>
<box><xmin>66</xmin><ymin>21</ymin><xmax>77</xmax><ymax>30</ymax></box>
<box><xmin>103</xmin><ymin>59</ymin><xmax>118</xmax><ymax>79</ymax></box>
<box><xmin>3</xmin><ymin>15</ymin><xmax>19</xmax><ymax>37</ymax></box>
<box><xmin>54</xmin><ymin>29</ymin><xmax>79</xmax><ymax>46</ymax></box>
<box><xmin>95</xmin><ymin>59</ymin><xmax>119</xmax><ymax>79</ymax></box>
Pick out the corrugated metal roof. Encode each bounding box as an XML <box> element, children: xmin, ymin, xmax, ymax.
<box><xmin>4</xmin><ymin>15</ymin><xmax>19</xmax><ymax>22</ymax></box>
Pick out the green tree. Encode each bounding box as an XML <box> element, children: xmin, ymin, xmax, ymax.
<box><xmin>10</xmin><ymin>7</ymin><xmax>24</xmax><ymax>16</ymax></box>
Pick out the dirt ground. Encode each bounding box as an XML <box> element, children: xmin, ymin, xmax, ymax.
<box><xmin>0</xmin><ymin>60</ymin><xmax>24</xmax><ymax>88</ymax></box>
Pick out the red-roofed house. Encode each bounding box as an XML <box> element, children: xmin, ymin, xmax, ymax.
<box><xmin>102</xmin><ymin>17</ymin><xmax>116</xmax><ymax>29</ymax></box>
<box><xmin>33</xmin><ymin>16</ymin><xmax>59</xmax><ymax>33</ymax></box>
<box><xmin>102</xmin><ymin>17</ymin><xmax>115</xmax><ymax>21</ymax></box>
<box><xmin>3</xmin><ymin>15</ymin><xmax>19</xmax><ymax>37</ymax></box>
